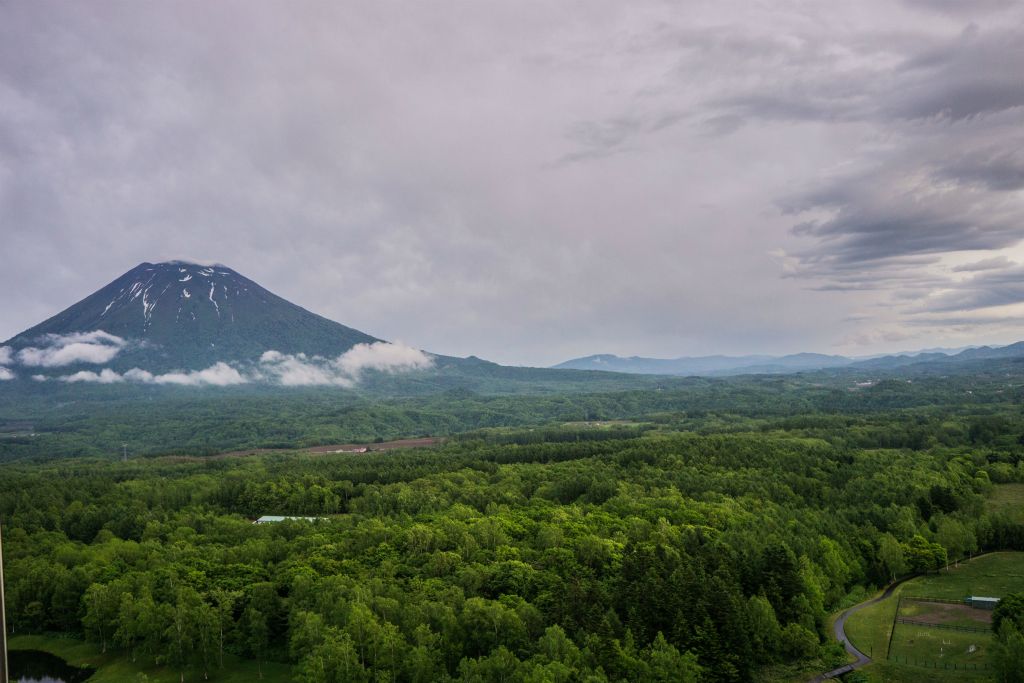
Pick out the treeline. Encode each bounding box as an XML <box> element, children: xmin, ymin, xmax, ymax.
<box><xmin>3</xmin><ymin>365</ymin><xmax>1024</xmax><ymax>461</ymax></box>
<box><xmin>3</xmin><ymin>415</ymin><xmax>1024</xmax><ymax>681</ymax></box>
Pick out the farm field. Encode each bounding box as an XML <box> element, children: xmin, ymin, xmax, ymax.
<box><xmin>843</xmin><ymin>552</ymin><xmax>1024</xmax><ymax>681</ymax></box>
<box><xmin>897</xmin><ymin>598</ymin><xmax>992</xmax><ymax>628</ymax></box>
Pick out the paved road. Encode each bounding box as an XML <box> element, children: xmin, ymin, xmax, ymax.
<box><xmin>809</xmin><ymin>553</ymin><xmax>993</xmax><ymax>681</ymax></box>
<box><xmin>808</xmin><ymin>577</ymin><xmax>909</xmax><ymax>682</ymax></box>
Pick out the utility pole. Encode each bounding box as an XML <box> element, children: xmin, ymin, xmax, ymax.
<box><xmin>1</xmin><ymin>519</ymin><xmax>9</xmax><ymax>683</ymax></box>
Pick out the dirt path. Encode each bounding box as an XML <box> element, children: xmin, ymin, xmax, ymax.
<box><xmin>157</xmin><ymin>436</ymin><xmax>444</xmax><ymax>462</ymax></box>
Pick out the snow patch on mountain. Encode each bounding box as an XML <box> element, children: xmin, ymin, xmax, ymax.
<box><xmin>142</xmin><ymin>286</ymin><xmax>157</xmax><ymax>324</ymax></box>
<box><xmin>209</xmin><ymin>283</ymin><xmax>220</xmax><ymax>317</ymax></box>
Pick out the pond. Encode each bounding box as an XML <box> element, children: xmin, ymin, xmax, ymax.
<box><xmin>9</xmin><ymin>650</ymin><xmax>95</xmax><ymax>683</ymax></box>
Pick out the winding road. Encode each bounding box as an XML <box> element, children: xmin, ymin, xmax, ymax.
<box><xmin>809</xmin><ymin>577</ymin><xmax>910</xmax><ymax>682</ymax></box>
<box><xmin>810</xmin><ymin>553</ymin><xmax>993</xmax><ymax>681</ymax></box>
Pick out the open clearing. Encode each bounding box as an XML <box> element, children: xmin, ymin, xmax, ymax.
<box><xmin>9</xmin><ymin>634</ymin><xmax>291</xmax><ymax>683</ymax></box>
<box><xmin>898</xmin><ymin>599</ymin><xmax>992</xmax><ymax>627</ymax></box>
<box><xmin>888</xmin><ymin>623</ymin><xmax>990</xmax><ymax>670</ymax></box>
<box><xmin>158</xmin><ymin>436</ymin><xmax>445</xmax><ymax>462</ymax></box>
<box><xmin>842</xmin><ymin>552</ymin><xmax>1024</xmax><ymax>681</ymax></box>
<box><xmin>985</xmin><ymin>483</ymin><xmax>1024</xmax><ymax>523</ymax></box>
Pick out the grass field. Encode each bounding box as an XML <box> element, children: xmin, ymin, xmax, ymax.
<box><xmin>841</xmin><ymin>551</ymin><xmax>1024</xmax><ymax>682</ymax></box>
<box><xmin>888</xmin><ymin>623</ymin><xmax>990</xmax><ymax>669</ymax></box>
<box><xmin>898</xmin><ymin>599</ymin><xmax>991</xmax><ymax>629</ymax></box>
<box><xmin>9</xmin><ymin>634</ymin><xmax>292</xmax><ymax>683</ymax></box>
<box><xmin>985</xmin><ymin>483</ymin><xmax>1024</xmax><ymax>523</ymax></box>
<box><xmin>843</xmin><ymin>589</ymin><xmax>897</xmax><ymax>663</ymax></box>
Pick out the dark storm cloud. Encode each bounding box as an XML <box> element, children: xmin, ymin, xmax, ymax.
<box><xmin>952</xmin><ymin>256</ymin><xmax>1014</xmax><ymax>273</ymax></box>
<box><xmin>921</xmin><ymin>264</ymin><xmax>1024</xmax><ymax>313</ymax></box>
<box><xmin>783</xmin><ymin>164</ymin><xmax>1024</xmax><ymax>265</ymax></box>
<box><xmin>704</xmin><ymin>23</ymin><xmax>1024</xmax><ymax>129</ymax></box>
<box><xmin>902</xmin><ymin>0</ymin><xmax>1019</xmax><ymax>16</ymax></box>
<box><xmin>905</xmin><ymin>313</ymin><xmax>1024</xmax><ymax>327</ymax></box>
<box><xmin>936</xmin><ymin>148</ymin><xmax>1024</xmax><ymax>192</ymax></box>
<box><xmin>750</xmin><ymin>16</ymin><xmax>1024</xmax><ymax>300</ymax></box>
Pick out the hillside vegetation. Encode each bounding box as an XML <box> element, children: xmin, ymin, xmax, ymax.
<box><xmin>3</xmin><ymin>396</ymin><xmax>1024</xmax><ymax>681</ymax></box>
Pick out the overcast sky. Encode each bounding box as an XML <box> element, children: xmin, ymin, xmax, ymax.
<box><xmin>2</xmin><ymin>1</ymin><xmax>1023</xmax><ymax>366</ymax></box>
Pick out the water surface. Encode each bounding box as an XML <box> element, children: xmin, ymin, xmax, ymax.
<box><xmin>9</xmin><ymin>649</ymin><xmax>94</xmax><ymax>683</ymax></box>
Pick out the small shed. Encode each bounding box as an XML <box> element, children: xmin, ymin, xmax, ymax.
<box><xmin>966</xmin><ymin>596</ymin><xmax>1000</xmax><ymax>610</ymax></box>
<box><xmin>254</xmin><ymin>515</ymin><xmax>320</xmax><ymax>524</ymax></box>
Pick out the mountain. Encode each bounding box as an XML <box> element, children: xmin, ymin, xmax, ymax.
<box><xmin>553</xmin><ymin>352</ymin><xmax>854</xmax><ymax>376</ymax></box>
<box><xmin>0</xmin><ymin>261</ymin><xmax>666</xmax><ymax>395</ymax></box>
<box><xmin>555</xmin><ymin>344</ymin><xmax>1024</xmax><ymax>378</ymax></box>
<box><xmin>2</xmin><ymin>261</ymin><xmax>381</xmax><ymax>373</ymax></box>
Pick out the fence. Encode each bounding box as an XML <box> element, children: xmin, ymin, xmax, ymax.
<box><xmin>894</xmin><ymin>617</ymin><xmax>990</xmax><ymax>634</ymax></box>
<box><xmin>901</xmin><ymin>596</ymin><xmax>966</xmax><ymax>605</ymax></box>
<box><xmin>887</xmin><ymin>654</ymin><xmax>990</xmax><ymax>671</ymax></box>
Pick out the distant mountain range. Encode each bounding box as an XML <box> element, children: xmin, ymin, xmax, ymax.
<box><xmin>553</xmin><ymin>344</ymin><xmax>1024</xmax><ymax>377</ymax></box>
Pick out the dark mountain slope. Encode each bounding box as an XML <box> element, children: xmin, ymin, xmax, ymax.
<box><xmin>3</xmin><ymin>261</ymin><xmax>380</xmax><ymax>372</ymax></box>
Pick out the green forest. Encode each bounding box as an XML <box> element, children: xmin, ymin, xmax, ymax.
<box><xmin>4</xmin><ymin>373</ymin><xmax>1024</xmax><ymax>681</ymax></box>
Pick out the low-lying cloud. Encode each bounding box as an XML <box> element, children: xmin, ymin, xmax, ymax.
<box><xmin>0</xmin><ymin>345</ymin><xmax>12</xmax><ymax>380</ymax></box>
<box><xmin>62</xmin><ymin>368</ymin><xmax>125</xmax><ymax>384</ymax></box>
<box><xmin>16</xmin><ymin>331</ymin><xmax>127</xmax><ymax>367</ymax></box>
<box><xmin>125</xmin><ymin>362</ymin><xmax>247</xmax><ymax>386</ymax></box>
<box><xmin>60</xmin><ymin>362</ymin><xmax>247</xmax><ymax>386</ymax></box>
<box><xmin>258</xmin><ymin>342</ymin><xmax>434</xmax><ymax>387</ymax></box>
<box><xmin>51</xmin><ymin>342</ymin><xmax>431</xmax><ymax>387</ymax></box>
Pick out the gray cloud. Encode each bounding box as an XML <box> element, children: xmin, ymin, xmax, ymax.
<box><xmin>952</xmin><ymin>256</ymin><xmax>1014</xmax><ymax>272</ymax></box>
<box><xmin>905</xmin><ymin>314</ymin><xmax>1024</xmax><ymax>327</ymax></box>
<box><xmin>1</xmin><ymin>1</ymin><xmax>1023</xmax><ymax>363</ymax></box>
<box><xmin>902</xmin><ymin>0</ymin><xmax>1018</xmax><ymax>13</ymax></box>
<box><xmin>920</xmin><ymin>264</ymin><xmax>1024</xmax><ymax>313</ymax></box>
<box><xmin>703</xmin><ymin>24</ymin><xmax>1024</xmax><ymax>129</ymax></box>
<box><xmin>935</xmin><ymin>148</ymin><xmax>1024</xmax><ymax>192</ymax></box>
<box><xmin>779</xmin><ymin>108</ymin><xmax>1024</xmax><ymax>282</ymax></box>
